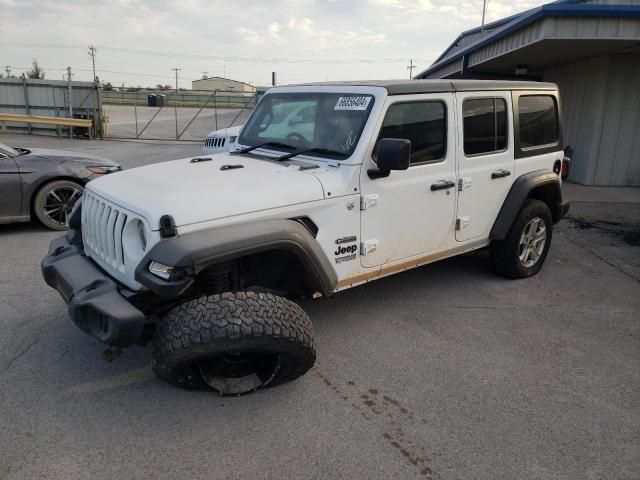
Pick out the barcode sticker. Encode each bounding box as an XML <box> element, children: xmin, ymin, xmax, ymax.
<box><xmin>334</xmin><ymin>96</ymin><xmax>371</xmax><ymax>111</ymax></box>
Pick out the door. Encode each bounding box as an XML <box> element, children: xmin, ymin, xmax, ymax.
<box><xmin>0</xmin><ymin>154</ymin><xmax>23</xmax><ymax>219</ymax></box>
<box><xmin>455</xmin><ymin>92</ymin><xmax>514</xmax><ymax>242</ymax></box>
<box><xmin>360</xmin><ymin>93</ymin><xmax>457</xmax><ymax>268</ymax></box>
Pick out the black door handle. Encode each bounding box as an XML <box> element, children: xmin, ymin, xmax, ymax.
<box><xmin>430</xmin><ymin>180</ymin><xmax>455</xmax><ymax>191</ymax></box>
<box><xmin>491</xmin><ymin>169</ymin><xmax>511</xmax><ymax>179</ymax></box>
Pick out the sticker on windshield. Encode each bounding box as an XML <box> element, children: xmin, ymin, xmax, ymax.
<box><xmin>334</xmin><ymin>96</ymin><xmax>371</xmax><ymax>111</ymax></box>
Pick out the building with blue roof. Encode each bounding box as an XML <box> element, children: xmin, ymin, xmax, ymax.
<box><xmin>416</xmin><ymin>0</ymin><xmax>640</xmax><ymax>186</ymax></box>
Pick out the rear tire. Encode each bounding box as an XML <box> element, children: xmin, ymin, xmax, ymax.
<box><xmin>152</xmin><ymin>291</ymin><xmax>316</xmax><ymax>395</ymax></box>
<box><xmin>490</xmin><ymin>199</ymin><xmax>553</xmax><ymax>279</ymax></box>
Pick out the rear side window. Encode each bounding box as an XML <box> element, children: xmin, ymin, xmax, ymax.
<box><xmin>518</xmin><ymin>95</ymin><xmax>559</xmax><ymax>149</ymax></box>
<box><xmin>463</xmin><ymin>98</ymin><xmax>507</xmax><ymax>156</ymax></box>
<box><xmin>377</xmin><ymin>101</ymin><xmax>446</xmax><ymax>164</ymax></box>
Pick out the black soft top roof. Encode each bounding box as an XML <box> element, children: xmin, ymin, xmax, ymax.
<box><xmin>286</xmin><ymin>79</ymin><xmax>557</xmax><ymax>95</ymax></box>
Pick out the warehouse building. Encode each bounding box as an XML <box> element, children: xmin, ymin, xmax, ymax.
<box><xmin>192</xmin><ymin>76</ymin><xmax>256</xmax><ymax>96</ymax></box>
<box><xmin>416</xmin><ymin>0</ymin><xmax>640</xmax><ymax>186</ymax></box>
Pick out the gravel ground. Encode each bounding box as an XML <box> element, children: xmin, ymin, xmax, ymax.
<box><xmin>0</xmin><ymin>133</ymin><xmax>638</xmax><ymax>480</ymax></box>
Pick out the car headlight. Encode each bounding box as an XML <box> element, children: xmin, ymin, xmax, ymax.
<box><xmin>86</xmin><ymin>166</ymin><xmax>121</xmax><ymax>174</ymax></box>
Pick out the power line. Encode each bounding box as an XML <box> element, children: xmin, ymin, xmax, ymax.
<box><xmin>0</xmin><ymin>42</ymin><xmax>432</xmax><ymax>64</ymax></box>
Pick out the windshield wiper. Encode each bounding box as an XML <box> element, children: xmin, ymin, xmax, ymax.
<box><xmin>276</xmin><ymin>147</ymin><xmax>347</xmax><ymax>161</ymax></box>
<box><xmin>230</xmin><ymin>141</ymin><xmax>296</xmax><ymax>155</ymax></box>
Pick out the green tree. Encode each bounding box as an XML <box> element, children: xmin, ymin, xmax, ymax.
<box><xmin>26</xmin><ymin>58</ymin><xmax>45</xmax><ymax>79</ymax></box>
<box><xmin>102</xmin><ymin>82</ymin><xmax>114</xmax><ymax>91</ymax></box>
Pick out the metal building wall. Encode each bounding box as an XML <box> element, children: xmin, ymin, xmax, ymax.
<box><xmin>543</xmin><ymin>52</ymin><xmax>640</xmax><ymax>186</ymax></box>
<box><xmin>0</xmin><ymin>78</ymin><xmax>102</xmax><ymax>136</ymax></box>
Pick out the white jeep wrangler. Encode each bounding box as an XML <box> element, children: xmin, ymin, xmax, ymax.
<box><xmin>42</xmin><ymin>80</ymin><xmax>570</xmax><ymax>395</ymax></box>
<box><xmin>203</xmin><ymin>125</ymin><xmax>243</xmax><ymax>155</ymax></box>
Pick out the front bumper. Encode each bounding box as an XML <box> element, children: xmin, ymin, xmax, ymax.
<box><xmin>41</xmin><ymin>233</ymin><xmax>145</xmax><ymax>347</ymax></box>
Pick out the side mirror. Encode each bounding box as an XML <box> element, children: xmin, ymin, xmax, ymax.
<box><xmin>368</xmin><ymin>138</ymin><xmax>411</xmax><ymax>179</ymax></box>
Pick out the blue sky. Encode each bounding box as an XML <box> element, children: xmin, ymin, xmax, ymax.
<box><xmin>0</xmin><ymin>0</ymin><xmax>548</xmax><ymax>87</ymax></box>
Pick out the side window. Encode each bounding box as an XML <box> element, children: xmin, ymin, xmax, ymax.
<box><xmin>463</xmin><ymin>98</ymin><xmax>507</xmax><ymax>156</ymax></box>
<box><xmin>377</xmin><ymin>101</ymin><xmax>446</xmax><ymax>164</ymax></box>
<box><xmin>518</xmin><ymin>95</ymin><xmax>559</xmax><ymax>149</ymax></box>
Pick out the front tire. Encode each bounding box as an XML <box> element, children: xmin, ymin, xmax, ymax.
<box><xmin>490</xmin><ymin>199</ymin><xmax>553</xmax><ymax>279</ymax></box>
<box><xmin>33</xmin><ymin>179</ymin><xmax>84</xmax><ymax>230</ymax></box>
<box><xmin>152</xmin><ymin>292</ymin><xmax>316</xmax><ymax>395</ymax></box>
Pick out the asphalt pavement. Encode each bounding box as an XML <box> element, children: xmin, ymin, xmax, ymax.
<box><xmin>0</xmin><ymin>133</ymin><xmax>638</xmax><ymax>480</ymax></box>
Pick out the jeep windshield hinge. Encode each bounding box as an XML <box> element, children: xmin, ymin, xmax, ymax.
<box><xmin>360</xmin><ymin>194</ymin><xmax>379</xmax><ymax>210</ymax></box>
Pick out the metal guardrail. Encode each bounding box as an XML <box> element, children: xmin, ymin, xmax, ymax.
<box><xmin>0</xmin><ymin>113</ymin><xmax>94</xmax><ymax>139</ymax></box>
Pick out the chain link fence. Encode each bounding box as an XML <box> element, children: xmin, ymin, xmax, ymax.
<box><xmin>101</xmin><ymin>89</ymin><xmax>260</xmax><ymax>141</ymax></box>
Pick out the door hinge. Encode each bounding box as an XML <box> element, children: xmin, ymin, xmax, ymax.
<box><xmin>360</xmin><ymin>194</ymin><xmax>379</xmax><ymax>210</ymax></box>
<box><xmin>456</xmin><ymin>217</ymin><xmax>470</xmax><ymax>230</ymax></box>
<box><xmin>458</xmin><ymin>177</ymin><xmax>472</xmax><ymax>191</ymax></box>
<box><xmin>361</xmin><ymin>239</ymin><xmax>378</xmax><ymax>256</ymax></box>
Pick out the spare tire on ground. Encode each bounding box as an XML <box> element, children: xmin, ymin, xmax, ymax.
<box><xmin>152</xmin><ymin>291</ymin><xmax>316</xmax><ymax>395</ymax></box>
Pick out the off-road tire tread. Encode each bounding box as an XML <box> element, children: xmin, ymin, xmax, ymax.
<box><xmin>490</xmin><ymin>199</ymin><xmax>553</xmax><ymax>279</ymax></box>
<box><xmin>152</xmin><ymin>291</ymin><xmax>315</xmax><ymax>391</ymax></box>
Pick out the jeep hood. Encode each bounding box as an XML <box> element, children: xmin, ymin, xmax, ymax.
<box><xmin>86</xmin><ymin>154</ymin><xmax>325</xmax><ymax>228</ymax></box>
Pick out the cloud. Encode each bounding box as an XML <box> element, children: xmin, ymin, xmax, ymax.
<box><xmin>0</xmin><ymin>0</ymin><xmax>549</xmax><ymax>86</ymax></box>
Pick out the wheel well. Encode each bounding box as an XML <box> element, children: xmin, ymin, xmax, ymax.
<box><xmin>29</xmin><ymin>176</ymin><xmax>84</xmax><ymax>218</ymax></box>
<box><xmin>194</xmin><ymin>249</ymin><xmax>321</xmax><ymax>299</ymax></box>
<box><xmin>527</xmin><ymin>183</ymin><xmax>561</xmax><ymax>223</ymax></box>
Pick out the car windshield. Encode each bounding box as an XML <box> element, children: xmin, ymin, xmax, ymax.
<box><xmin>0</xmin><ymin>142</ymin><xmax>20</xmax><ymax>157</ymax></box>
<box><xmin>238</xmin><ymin>92</ymin><xmax>375</xmax><ymax>160</ymax></box>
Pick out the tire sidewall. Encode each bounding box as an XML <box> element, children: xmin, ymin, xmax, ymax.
<box><xmin>152</xmin><ymin>337</ymin><xmax>307</xmax><ymax>390</ymax></box>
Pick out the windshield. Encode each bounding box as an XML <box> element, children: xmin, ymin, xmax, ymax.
<box><xmin>0</xmin><ymin>142</ymin><xmax>20</xmax><ymax>157</ymax></box>
<box><xmin>238</xmin><ymin>92</ymin><xmax>375</xmax><ymax>159</ymax></box>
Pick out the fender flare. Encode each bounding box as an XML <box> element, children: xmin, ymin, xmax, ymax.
<box><xmin>135</xmin><ymin>219</ymin><xmax>337</xmax><ymax>297</ymax></box>
<box><xmin>490</xmin><ymin>169</ymin><xmax>566</xmax><ymax>240</ymax></box>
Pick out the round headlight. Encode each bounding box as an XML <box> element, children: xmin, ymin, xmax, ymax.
<box><xmin>122</xmin><ymin>218</ymin><xmax>148</xmax><ymax>261</ymax></box>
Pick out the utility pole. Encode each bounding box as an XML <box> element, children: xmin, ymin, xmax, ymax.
<box><xmin>481</xmin><ymin>0</ymin><xmax>488</xmax><ymax>33</ymax></box>
<box><xmin>88</xmin><ymin>45</ymin><xmax>97</xmax><ymax>82</ymax></box>
<box><xmin>171</xmin><ymin>67</ymin><xmax>180</xmax><ymax>91</ymax></box>
<box><xmin>4</xmin><ymin>65</ymin><xmax>11</xmax><ymax>77</ymax></box>
<box><xmin>171</xmin><ymin>68</ymin><xmax>181</xmax><ymax>139</ymax></box>
<box><xmin>407</xmin><ymin>59</ymin><xmax>415</xmax><ymax>79</ymax></box>
<box><xmin>201</xmin><ymin>71</ymin><xmax>208</xmax><ymax>79</ymax></box>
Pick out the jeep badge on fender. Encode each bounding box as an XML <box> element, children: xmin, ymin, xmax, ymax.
<box><xmin>41</xmin><ymin>80</ymin><xmax>569</xmax><ymax>396</ymax></box>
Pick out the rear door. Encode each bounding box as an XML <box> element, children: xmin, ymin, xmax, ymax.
<box><xmin>359</xmin><ymin>93</ymin><xmax>457</xmax><ymax>268</ymax></box>
<box><xmin>455</xmin><ymin>91</ymin><xmax>514</xmax><ymax>242</ymax></box>
<box><xmin>0</xmin><ymin>152</ymin><xmax>23</xmax><ymax>219</ymax></box>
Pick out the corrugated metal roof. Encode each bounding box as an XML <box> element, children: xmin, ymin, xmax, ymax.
<box><xmin>416</xmin><ymin>0</ymin><xmax>640</xmax><ymax>79</ymax></box>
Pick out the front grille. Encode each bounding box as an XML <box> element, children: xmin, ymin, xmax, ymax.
<box><xmin>205</xmin><ymin>136</ymin><xmax>226</xmax><ymax>148</ymax></box>
<box><xmin>82</xmin><ymin>190</ymin><xmax>128</xmax><ymax>269</ymax></box>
